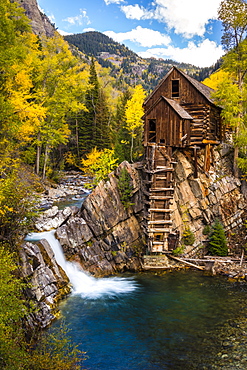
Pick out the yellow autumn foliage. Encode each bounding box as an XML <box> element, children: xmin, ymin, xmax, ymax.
<box><xmin>203</xmin><ymin>70</ymin><xmax>230</xmax><ymax>90</ymax></box>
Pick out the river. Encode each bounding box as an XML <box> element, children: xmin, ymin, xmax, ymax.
<box><xmin>54</xmin><ymin>269</ymin><xmax>247</xmax><ymax>369</ymax></box>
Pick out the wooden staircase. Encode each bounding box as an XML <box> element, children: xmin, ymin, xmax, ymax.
<box><xmin>144</xmin><ymin>144</ymin><xmax>178</xmax><ymax>253</ymax></box>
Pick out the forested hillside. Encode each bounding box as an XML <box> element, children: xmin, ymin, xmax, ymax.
<box><xmin>65</xmin><ymin>31</ymin><xmax>221</xmax><ymax>91</ymax></box>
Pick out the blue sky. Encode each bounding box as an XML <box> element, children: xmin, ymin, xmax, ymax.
<box><xmin>37</xmin><ymin>0</ymin><xmax>225</xmax><ymax>68</ymax></box>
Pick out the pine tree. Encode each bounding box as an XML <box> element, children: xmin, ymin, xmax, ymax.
<box><xmin>113</xmin><ymin>89</ymin><xmax>132</xmax><ymax>163</ymax></box>
<box><xmin>208</xmin><ymin>219</ymin><xmax>228</xmax><ymax>256</ymax></box>
<box><xmin>78</xmin><ymin>57</ymin><xmax>99</xmax><ymax>153</ymax></box>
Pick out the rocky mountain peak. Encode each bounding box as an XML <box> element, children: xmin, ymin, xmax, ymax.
<box><xmin>18</xmin><ymin>0</ymin><xmax>55</xmax><ymax>37</ymax></box>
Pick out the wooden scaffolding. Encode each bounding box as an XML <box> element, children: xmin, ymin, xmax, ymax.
<box><xmin>143</xmin><ymin>143</ymin><xmax>178</xmax><ymax>253</ymax></box>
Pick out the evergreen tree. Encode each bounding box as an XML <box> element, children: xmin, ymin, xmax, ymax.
<box><xmin>113</xmin><ymin>89</ymin><xmax>132</xmax><ymax>162</ymax></box>
<box><xmin>95</xmin><ymin>88</ymin><xmax>111</xmax><ymax>150</ymax></box>
<box><xmin>208</xmin><ymin>219</ymin><xmax>228</xmax><ymax>256</ymax></box>
<box><xmin>78</xmin><ymin>57</ymin><xmax>100</xmax><ymax>153</ymax></box>
<box><xmin>78</xmin><ymin>57</ymin><xmax>112</xmax><ymax>154</ymax></box>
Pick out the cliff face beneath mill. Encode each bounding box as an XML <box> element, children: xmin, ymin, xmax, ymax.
<box><xmin>171</xmin><ymin>145</ymin><xmax>246</xmax><ymax>252</ymax></box>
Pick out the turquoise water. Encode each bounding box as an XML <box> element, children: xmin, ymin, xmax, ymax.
<box><xmin>54</xmin><ymin>271</ymin><xmax>247</xmax><ymax>369</ymax></box>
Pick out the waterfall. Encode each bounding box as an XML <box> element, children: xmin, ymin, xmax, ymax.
<box><xmin>25</xmin><ymin>231</ymin><xmax>138</xmax><ymax>299</ymax></box>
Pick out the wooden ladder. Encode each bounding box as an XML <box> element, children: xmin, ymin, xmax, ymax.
<box><xmin>144</xmin><ymin>144</ymin><xmax>176</xmax><ymax>253</ymax></box>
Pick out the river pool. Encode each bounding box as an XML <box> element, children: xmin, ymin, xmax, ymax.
<box><xmin>52</xmin><ymin>270</ymin><xmax>247</xmax><ymax>370</ymax></box>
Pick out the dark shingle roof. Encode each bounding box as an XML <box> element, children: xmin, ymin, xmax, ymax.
<box><xmin>162</xmin><ymin>97</ymin><xmax>193</xmax><ymax>119</ymax></box>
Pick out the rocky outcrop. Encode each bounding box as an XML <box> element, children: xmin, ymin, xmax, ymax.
<box><xmin>19</xmin><ymin>238</ymin><xmax>70</xmax><ymax>328</ymax></box>
<box><xmin>56</xmin><ymin>161</ymin><xmax>145</xmax><ymax>276</ymax></box>
<box><xmin>35</xmin><ymin>206</ymin><xmax>79</xmax><ymax>231</ymax></box>
<box><xmin>46</xmin><ymin>148</ymin><xmax>246</xmax><ymax>276</ymax></box>
<box><xmin>171</xmin><ymin>145</ymin><xmax>246</xmax><ymax>254</ymax></box>
<box><xmin>18</xmin><ymin>0</ymin><xmax>55</xmax><ymax>37</ymax></box>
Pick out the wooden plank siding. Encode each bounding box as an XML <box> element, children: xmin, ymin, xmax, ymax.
<box><xmin>143</xmin><ymin>98</ymin><xmax>192</xmax><ymax>147</ymax></box>
<box><xmin>143</xmin><ymin>66</ymin><xmax>222</xmax><ymax>148</ymax></box>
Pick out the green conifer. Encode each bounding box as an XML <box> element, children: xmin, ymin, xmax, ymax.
<box><xmin>208</xmin><ymin>219</ymin><xmax>228</xmax><ymax>256</ymax></box>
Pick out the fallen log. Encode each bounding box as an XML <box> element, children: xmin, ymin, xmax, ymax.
<box><xmin>168</xmin><ymin>255</ymin><xmax>205</xmax><ymax>270</ymax></box>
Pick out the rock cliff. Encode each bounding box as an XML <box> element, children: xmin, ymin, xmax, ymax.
<box><xmin>54</xmin><ymin>146</ymin><xmax>247</xmax><ymax>274</ymax></box>
<box><xmin>18</xmin><ymin>0</ymin><xmax>55</xmax><ymax>37</ymax></box>
<box><xmin>20</xmin><ymin>238</ymin><xmax>70</xmax><ymax>328</ymax></box>
<box><xmin>56</xmin><ymin>161</ymin><xmax>145</xmax><ymax>276</ymax></box>
<box><xmin>171</xmin><ymin>145</ymin><xmax>246</xmax><ymax>253</ymax></box>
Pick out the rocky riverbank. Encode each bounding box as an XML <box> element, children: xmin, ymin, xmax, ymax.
<box><xmin>38</xmin><ymin>172</ymin><xmax>90</xmax><ymax>210</ymax></box>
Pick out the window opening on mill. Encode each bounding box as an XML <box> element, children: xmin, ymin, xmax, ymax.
<box><xmin>172</xmin><ymin>79</ymin><xmax>179</xmax><ymax>98</ymax></box>
<box><xmin>148</xmin><ymin>119</ymin><xmax>156</xmax><ymax>142</ymax></box>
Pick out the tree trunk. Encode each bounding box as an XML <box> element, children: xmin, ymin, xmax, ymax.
<box><xmin>36</xmin><ymin>132</ymin><xmax>41</xmax><ymax>175</ymax></box>
<box><xmin>130</xmin><ymin>134</ymin><xmax>134</xmax><ymax>163</ymax></box>
<box><xmin>75</xmin><ymin>118</ymin><xmax>80</xmax><ymax>158</ymax></box>
<box><xmin>42</xmin><ymin>144</ymin><xmax>49</xmax><ymax>180</ymax></box>
<box><xmin>233</xmin><ymin>145</ymin><xmax>239</xmax><ymax>178</ymax></box>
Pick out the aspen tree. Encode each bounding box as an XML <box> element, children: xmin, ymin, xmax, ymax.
<box><xmin>218</xmin><ymin>0</ymin><xmax>247</xmax><ymax>176</ymax></box>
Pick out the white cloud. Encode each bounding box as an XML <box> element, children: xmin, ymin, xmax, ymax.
<box><xmin>57</xmin><ymin>29</ymin><xmax>73</xmax><ymax>36</ymax></box>
<box><xmin>138</xmin><ymin>39</ymin><xmax>224</xmax><ymax>68</ymax></box>
<box><xmin>120</xmin><ymin>5</ymin><xmax>151</xmax><ymax>20</ymax></box>
<box><xmin>104</xmin><ymin>0</ymin><xmax>124</xmax><ymax>4</ymax></box>
<box><xmin>63</xmin><ymin>9</ymin><xmax>91</xmax><ymax>26</ymax></box>
<box><xmin>83</xmin><ymin>28</ymin><xmax>96</xmax><ymax>33</ymax></box>
<box><xmin>104</xmin><ymin>26</ymin><xmax>171</xmax><ymax>48</ymax></box>
<box><xmin>121</xmin><ymin>0</ymin><xmax>222</xmax><ymax>38</ymax></box>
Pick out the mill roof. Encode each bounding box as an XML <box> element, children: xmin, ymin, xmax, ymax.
<box><xmin>144</xmin><ymin>66</ymin><xmax>215</xmax><ymax>106</ymax></box>
<box><xmin>142</xmin><ymin>95</ymin><xmax>193</xmax><ymax>120</ymax></box>
<box><xmin>163</xmin><ymin>96</ymin><xmax>193</xmax><ymax>119</ymax></box>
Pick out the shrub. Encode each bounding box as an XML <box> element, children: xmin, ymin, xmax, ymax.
<box><xmin>118</xmin><ymin>167</ymin><xmax>134</xmax><ymax>209</ymax></box>
<box><xmin>172</xmin><ymin>245</ymin><xmax>185</xmax><ymax>256</ymax></box>
<box><xmin>181</xmin><ymin>228</ymin><xmax>195</xmax><ymax>246</ymax></box>
<box><xmin>80</xmin><ymin>147</ymin><xmax>119</xmax><ymax>186</ymax></box>
<box><xmin>208</xmin><ymin>219</ymin><xmax>227</xmax><ymax>256</ymax></box>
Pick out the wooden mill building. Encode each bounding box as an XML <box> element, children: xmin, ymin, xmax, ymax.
<box><xmin>142</xmin><ymin>66</ymin><xmax>222</xmax><ymax>253</ymax></box>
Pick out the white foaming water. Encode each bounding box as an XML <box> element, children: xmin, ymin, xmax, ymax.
<box><xmin>25</xmin><ymin>230</ymin><xmax>137</xmax><ymax>299</ymax></box>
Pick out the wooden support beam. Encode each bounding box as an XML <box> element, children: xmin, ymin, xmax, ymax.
<box><xmin>149</xmin><ymin>228</ymin><xmax>171</xmax><ymax>232</ymax></box>
<box><xmin>148</xmin><ymin>220</ymin><xmax>172</xmax><ymax>224</ymax></box>
<box><xmin>149</xmin><ymin>195</ymin><xmax>173</xmax><ymax>200</ymax></box>
<box><xmin>150</xmin><ymin>187</ymin><xmax>174</xmax><ymax>191</ymax></box>
<box><xmin>149</xmin><ymin>208</ymin><xmax>172</xmax><ymax>212</ymax></box>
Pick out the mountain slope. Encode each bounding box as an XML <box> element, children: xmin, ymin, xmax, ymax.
<box><xmin>64</xmin><ymin>31</ymin><xmax>220</xmax><ymax>91</ymax></box>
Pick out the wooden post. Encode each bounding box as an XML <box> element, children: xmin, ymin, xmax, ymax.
<box><xmin>240</xmin><ymin>248</ymin><xmax>245</xmax><ymax>267</ymax></box>
<box><xmin>204</xmin><ymin>144</ymin><xmax>211</xmax><ymax>172</ymax></box>
<box><xmin>193</xmin><ymin>146</ymin><xmax>200</xmax><ymax>178</ymax></box>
